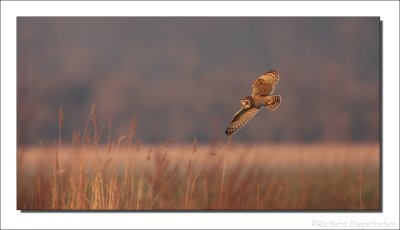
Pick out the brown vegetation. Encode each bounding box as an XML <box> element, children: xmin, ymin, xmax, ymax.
<box><xmin>17</xmin><ymin>126</ymin><xmax>380</xmax><ymax>210</ymax></box>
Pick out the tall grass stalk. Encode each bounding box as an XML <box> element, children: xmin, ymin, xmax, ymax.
<box><xmin>219</xmin><ymin>135</ymin><xmax>232</xmax><ymax>209</ymax></box>
<box><xmin>359</xmin><ymin>166</ymin><xmax>364</xmax><ymax>210</ymax></box>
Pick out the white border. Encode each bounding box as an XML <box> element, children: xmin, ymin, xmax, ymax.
<box><xmin>1</xmin><ymin>1</ymin><xmax>399</xmax><ymax>229</ymax></box>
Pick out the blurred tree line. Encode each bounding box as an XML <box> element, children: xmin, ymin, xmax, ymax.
<box><xmin>17</xmin><ymin>17</ymin><xmax>380</xmax><ymax>144</ymax></box>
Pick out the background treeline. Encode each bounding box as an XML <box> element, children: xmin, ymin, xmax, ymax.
<box><xmin>17</xmin><ymin>17</ymin><xmax>380</xmax><ymax>144</ymax></box>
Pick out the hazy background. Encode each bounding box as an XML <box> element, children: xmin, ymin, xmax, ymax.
<box><xmin>17</xmin><ymin>17</ymin><xmax>380</xmax><ymax>145</ymax></box>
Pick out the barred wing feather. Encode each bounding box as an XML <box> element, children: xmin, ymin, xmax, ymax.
<box><xmin>225</xmin><ymin>107</ymin><xmax>260</xmax><ymax>135</ymax></box>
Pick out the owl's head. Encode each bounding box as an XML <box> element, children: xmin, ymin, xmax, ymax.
<box><xmin>240</xmin><ymin>96</ymin><xmax>254</xmax><ymax>109</ymax></box>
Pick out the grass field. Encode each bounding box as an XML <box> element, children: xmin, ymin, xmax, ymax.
<box><xmin>17</xmin><ymin>141</ymin><xmax>380</xmax><ymax>210</ymax></box>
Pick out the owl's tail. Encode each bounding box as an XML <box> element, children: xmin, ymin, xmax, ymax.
<box><xmin>266</xmin><ymin>95</ymin><xmax>281</xmax><ymax>111</ymax></box>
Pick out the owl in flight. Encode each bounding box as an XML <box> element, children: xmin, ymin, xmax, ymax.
<box><xmin>225</xmin><ymin>69</ymin><xmax>281</xmax><ymax>136</ymax></box>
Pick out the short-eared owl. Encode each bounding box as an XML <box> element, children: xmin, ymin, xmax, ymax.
<box><xmin>225</xmin><ymin>69</ymin><xmax>281</xmax><ymax>135</ymax></box>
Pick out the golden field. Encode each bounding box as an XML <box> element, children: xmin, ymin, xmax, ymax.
<box><xmin>17</xmin><ymin>142</ymin><xmax>380</xmax><ymax>210</ymax></box>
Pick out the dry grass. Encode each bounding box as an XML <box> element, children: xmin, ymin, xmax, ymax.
<box><xmin>17</xmin><ymin>142</ymin><xmax>380</xmax><ymax>210</ymax></box>
<box><xmin>17</xmin><ymin>105</ymin><xmax>380</xmax><ymax>210</ymax></box>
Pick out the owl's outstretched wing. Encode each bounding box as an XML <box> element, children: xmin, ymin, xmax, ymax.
<box><xmin>252</xmin><ymin>69</ymin><xmax>280</xmax><ymax>97</ymax></box>
<box><xmin>225</xmin><ymin>107</ymin><xmax>260</xmax><ymax>135</ymax></box>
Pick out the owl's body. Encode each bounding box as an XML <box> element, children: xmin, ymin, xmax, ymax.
<box><xmin>225</xmin><ymin>69</ymin><xmax>281</xmax><ymax>136</ymax></box>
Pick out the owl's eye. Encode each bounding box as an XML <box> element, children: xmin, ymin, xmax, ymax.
<box><xmin>243</xmin><ymin>100</ymin><xmax>251</xmax><ymax>108</ymax></box>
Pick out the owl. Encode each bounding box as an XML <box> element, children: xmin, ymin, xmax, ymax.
<box><xmin>225</xmin><ymin>69</ymin><xmax>281</xmax><ymax>136</ymax></box>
